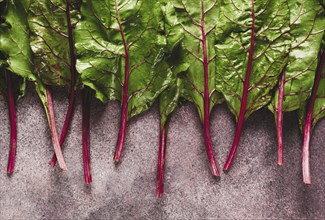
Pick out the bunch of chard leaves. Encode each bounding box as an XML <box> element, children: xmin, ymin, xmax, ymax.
<box><xmin>0</xmin><ymin>0</ymin><xmax>31</xmax><ymax>174</ymax></box>
<box><xmin>27</xmin><ymin>0</ymin><xmax>81</xmax><ymax>171</ymax></box>
<box><xmin>75</xmin><ymin>0</ymin><xmax>173</xmax><ymax>165</ymax></box>
<box><xmin>215</xmin><ymin>0</ymin><xmax>291</xmax><ymax>171</ymax></box>
<box><xmin>269</xmin><ymin>0</ymin><xmax>325</xmax><ymax>166</ymax></box>
<box><xmin>0</xmin><ymin>0</ymin><xmax>324</xmax><ymax>190</ymax></box>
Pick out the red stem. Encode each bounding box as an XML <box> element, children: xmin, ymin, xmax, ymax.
<box><xmin>302</xmin><ymin>48</ymin><xmax>325</xmax><ymax>184</ymax></box>
<box><xmin>201</xmin><ymin>0</ymin><xmax>220</xmax><ymax>176</ymax></box>
<box><xmin>5</xmin><ymin>72</ymin><xmax>17</xmax><ymax>174</ymax></box>
<box><xmin>156</xmin><ymin>124</ymin><xmax>167</xmax><ymax>198</ymax></box>
<box><xmin>223</xmin><ymin>0</ymin><xmax>255</xmax><ymax>171</ymax></box>
<box><xmin>82</xmin><ymin>89</ymin><xmax>92</xmax><ymax>184</ymax></box>
<box><xmin>46</xmin><ymin>88</ymin><xmax>68</xmax><ymax>171</ymax></box>
<box><xmin>49</xmin><ymin>0</ymin><xmax>77</xmax><ymax>167</ymax></box>
<box><xmin>276</xmin><ymin>70</ymin><xmax>285</xmax><ymax>166</ymax></box>
<box><xmin>113</xmin><ymin>0</ymin><xmax>130</xmax><ymax>162</ymax></box>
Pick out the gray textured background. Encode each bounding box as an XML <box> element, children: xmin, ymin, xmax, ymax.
<box><xmin>0</xmin><ymin>85</ymin><xmax>324</xmax><ymax>220</ymax></box>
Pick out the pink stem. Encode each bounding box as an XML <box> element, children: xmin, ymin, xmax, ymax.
<box><xmin>201</xmin><ymin>0</ymin><xmax>220</xmax><ymax>176</ymax></box>
<box><xmin>302</xmin><ymin>48</ymin><xmax>325</xmax><ymax>184</ymax></box>
<box><xmin>276</xmin><ymin>70</ymin><xmax>285</xmax><ymax>166</ymax></box>
<box><xmin>49</xmin><ymin>89</ymin><xmax>75</xmax><ymax>167</ymax></box>
<box><xmin>5</xmin><ymin>72</ymin><xmax>17</xmax><ymax>174</ymax></box>
<box><xmin>156</xmin><ymin>124</ymin><xmax>167</xmax><ymax>198</ymax></box>
<box><xmin>82</xmin><ymin>89</ymin><xmax>92</xmax><ymax>184</ymax></box>
<box><xmin>201</xmin><ymin>1</ymin><xmax>220</xmax><ymax>176</ymax></box>
<box><xmin>49</xmin><ymin>0</ymin><xmax>77</xmax><ymax>167</ymax></box>
<box><xmin>46</xmin><ymin>89</ymin><xmax>68</xmax><ymax>171</ymax></box>
<box><xmin>224</xmin><ymin>0</ymin><xmax>255</xmax><ymax>171</ymax></box>
<box><xmin>113</xmin><ymin>0</ymin><xmax>130</xmax><ymax>162</ymax></box>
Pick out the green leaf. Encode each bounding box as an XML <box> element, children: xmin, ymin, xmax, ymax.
<box><xmin>164</xmin><ymin>0</ymin><xmax>223</xmax><ymax>122</ymax></box>
<box><xmin>215</xmin><ymin>0</ymin><xmax>290</xmax><ymax>121</ymax></box>
<box><xmin>159</xmin><ymin>77</ymin><xmax>183</xmax><ymax>126</ymax></box>
<box><xmin>158</xmin><ymin>1</ymin><xmax>188</xmax><ymax>126</ymax></box>
<box><xmin>0</xmin><ymin>0</ymin><xmax>35</xmax><ymax>81</ymax></box>
<box><xmin>270</xmin><ymin>0</ymin><xmax>325</xmax><ymax>114</ymax></box>
<box><xmin>0</xmin><ymin>0</ymin><xmax>51</xmax><ymax>119</ymax></box>
<box><xmin>28</xmin><ymin>0</ymin><xmax>80</xmax><ymax>88</ymax></box>
<box><xmin>160</xmin><ymin>1</ymin><xmax>224</xmax><ymax>177</ymax></box>
<box><xmin>75</xmin><ymin>0</ymin><xmax>172</xmax><ymax>119</ymax></box>
<box><xmin>1</xmin><ymin>0</ymin><xmax>68</xmax><ymax>170</ymax></box>
<box><xmin>299</xmin><ymin>37</ymin><xmax>325</xmax><ymax>129</ymax></box>
<box><xmin>0</xmin><ymin>0</ymin><xmax>31</xmax><ymax>100</ymax></box>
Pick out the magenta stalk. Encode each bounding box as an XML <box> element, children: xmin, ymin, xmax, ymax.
<box><xmin>5</xmin><ymin>72</ymin><xmax>17</xmax><ymax>174</ymax></box>
<box><xmin>224</xmin><ymin>0</ymin><xmax>255</xmax><ymax>171</ymax></box>
<box><xmin>302</xmin><ymin>48</ymin><xmax>325</xmax><ymax>184</ymax></box>
<box><xmin>276</xmin><ymin>70</ymin><xmax>285</xmax><ymax>166</ymax></box>
<box><xmin>156</xmin><ymin>123</ymin><xmax>167</xmax><ymax>198</ymax></box>
<box><xmin>113</xmin><ymin>1</ymin><xmax>130</xmax><ymax>163</ymax></box>
<box><xmin>200</xmin><ymin>1</ymin><xmax>220</xmax><ymax>177</ymax></box>
<box><xmin>201</xmin><ymin>1</ymin><xmax>220</xmax><ymax>176</ymax></box>
<box><xmin>82</xmin><ymin>89</ymin><xmax>92</xmax><ymax>184</ymax></box>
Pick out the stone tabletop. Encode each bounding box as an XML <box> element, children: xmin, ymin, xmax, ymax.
<box><xmin>0</xmin><ymin>86</ymin><xmax>324</xmax><ymax>219</ymax></box>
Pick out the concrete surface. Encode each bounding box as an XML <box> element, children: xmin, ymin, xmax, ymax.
<box><xmin>0</xmin><ymin>84</ymin><xmax>324</xmax><ymax>220</ymax></box>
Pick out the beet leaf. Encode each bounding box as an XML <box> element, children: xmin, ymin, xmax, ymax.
<box><xmin>161</xmin><ymin>0</ymin><xmax>225</xmax><ymax>177</ymax></box>
<box><xmin>155</xmin><ymin>1</ymin><xmax>186</xmax><ymax>198</ymax></box>
<box><xmin>269</xmin><ymin>0</ymin><xmax>325</xmax><ymax>165</ymax></box>
<box><xmin>298</xmin><ymin>38</ymin><xmax>325</xmax><ymax>184</ymax></box>
<box><xmin>28</xmin><ymin>0</ymin><xmax>82</xmax><ymax>170</ymax></box>
<box><xmin>215</xmin><ymin>0</ymin><xmax>290</xmax><ymax>171</ymax></box>
<box><xmin>75</xmin><ymin>0</ymin><xmax>172</xmax><ymax>163</ymax></box>
<box><xmin>0</xmin><ymin>0</ymin><xmax>33</xmax><ymax>173</ymax></box>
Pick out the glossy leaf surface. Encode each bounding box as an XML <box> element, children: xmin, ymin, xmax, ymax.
<box><xmin>215</xmin><ymin>0</ymin><xmax>290</xmax><ymax>121</ymax></box>
<box><xmin>0</xmin><ymin>0</ymin><xmax>34</xmax><ymax>81</ymax></box>
<box><xmin>76</xmin><ymin>0</ymin><xmax>172</xmax><ymax>118</ymax></box>
<box><xmin>270</xmin><ymin>0</ymin><xmax>325</xmax><ymax>114</ymax></box>
<box><xmin>28</xmin><ymin>0</ymin><xmax>80</xmax><ymax>88</ymax></box>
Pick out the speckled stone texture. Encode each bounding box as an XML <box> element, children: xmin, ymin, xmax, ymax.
<box><xmin>0</xmin><ymin>85</ymin><xmax>324</xmax><ymax>220</ymax></box>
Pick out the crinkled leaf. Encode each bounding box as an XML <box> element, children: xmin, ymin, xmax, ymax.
<box><xmin>28</xmin><ymin>0</ymin><xmax>80</xmax><ymax>88</ymax></box>
<box><xmin>0</xmin><ymin>2</ymin><xmax>51</xmax><ymax>168</ymax></box>
<box><xmin>159</xmin><ymin>1</ymin><xmax>223</xmax><ymax>177</ymax></box>
<box><xmin>215</xmin><ymin>0</ymin><xmax>290</xmax><ymax>121</ymax></box>
<box><xmin>0</xmin><ymin>0</ymin><xmax>35</xmax><ymax>81</ymax></box>
<box><xmin>158</xmin><ymin>1</ymin><xmax>189</xmax><ymax>126</ymax></box>
<box><xmin>299</xmin><ymin>37</ymin><xmax>325</xmax><ymax>129</ymax></box>
<box><xmin>0</xmin><ymin>0</ymin><xmax>54</xmax><ymax>123</ymax></box>
<box><xmin>270</xmin><ymin>0</ymin><xmax>325</xmax><ymax>114</ymax></box>
<box><xmin>0</xmin><ymin>0</ymin><xmax>32</xmax><ymax>100</ymax></box>
<box><xmin>76</xmin><ymin>0</ymin><xmax>172</xmax><ymax>118</ymax></box>
<box><xmin>159</xmin><ymin>77</ymin><xmax>184</xmax><ymax>126</ymax></box>
<box><xmin>164</xmin><ymin>0</ymin><xmax>223</xmax><ymax>122</ymax></box>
